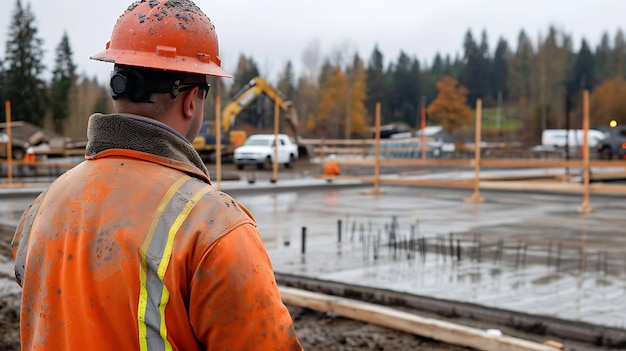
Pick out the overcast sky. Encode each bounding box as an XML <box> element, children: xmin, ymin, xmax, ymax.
<box><xmin>1</xmin><ymin>0</ymin><xmax>625</xmax><ymax>84</ymax></box>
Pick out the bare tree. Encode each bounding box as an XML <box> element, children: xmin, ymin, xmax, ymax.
<box><xmin>301</xmin><ymin>40</ymin><xmax>322</xmax><ymax>83</ymax></box>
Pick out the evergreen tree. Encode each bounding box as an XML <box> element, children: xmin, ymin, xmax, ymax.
<box><xmin>4</xmin><ymin>0</ymin><xmax>47</xmax><ymax>125</ymax></box>
<box><xmin>609</xmin><ymin>29</ymin><xmax>626</xmax><ymax>79</ymax></box>
<box><xmin>491</xmin><ymin>37</ymin><xmax>510</xmax><ymax>100</ymax></box>
<box><xmin>595</xmin><ymin>32</ymin><xmax>612</xmax><ymax>82</ymax></box>
<box><xmin>390</xmin><ymin>51</ymin><xmax>420</xmax><ymax>127</ymax></box>
<box><xmin>229</xmin><ymin>54</ymin><xmax>260</xmax><ymax>97</ymax></box>
<box><xmin>228</xmin><ymin>54</ymin><xmax>261</xmax><ymax>129</ymax></box>
<box><xmin>423</xmin><ymin>53</ymin><xmax>445</xmax><ymax>103</ymax></box>
<box><xmin>508</xmin><ymin>30</ymin><xmax>535</xmax><ymax>107</ymax></box>
<box><xmin>277</xmin><ymin>61</ymin><xmax>295</xmax><ymax>101</ymax></box>
<box><xmin>459</xmin><ymin>29</ymin><xmax>490</xmax><ymax>104</ymax></box>
<box><xmin>50</xmin><ymin>32</ymin><xmax>76</xmax><ymax>134</ymax></box>
<box><xmin>318</xmin><ymin>59</ymin><xmax>334</xmax><ymax>87</ymax></box>
<box><xmin>448</xmin><ymin>54</ymin><xmax>465</xmax><ymax>77</ymax></box>
<box><xmin>506</xmin><ymin>30</ymin><xmax>538</xmax><ymax>141</ymax></box>
<box><xmin>568</xmin><ymin>39</ymin><xmax>595</xmax><ymax>94</ymax></box>
<box><xmin>365</xmin><ymin>46</ymin><xmax>385</xmax><ymax>121</ymax></box>
<box><xmin>536</xmin><ymin>27</ymin><xmax>571</xmax><ymax>130</ymax></box>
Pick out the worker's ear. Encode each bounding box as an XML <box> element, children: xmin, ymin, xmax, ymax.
<box><xmin>181</xmin><ymin>87</ymin><xmax>199</xmax><ymax>120</ymax></box>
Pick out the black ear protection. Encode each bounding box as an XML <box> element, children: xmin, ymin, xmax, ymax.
<box><xmin>110</xmin><ymin>65</ymin><xmax>186</xmax><ymax>103</ymax></box>
<box><xmin>110</xmin><ymin>68</ymin><xmax>152</xmax><ymax>102</ymax></box>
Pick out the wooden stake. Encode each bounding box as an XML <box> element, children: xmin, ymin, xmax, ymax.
<box><xmin>464</xmin><ymin>99</ymin><xmax>484</xmax><ymax>203</ymax></box>
<box><xmin>215</xmin><ymin>95</ymin><xmax>222</xmax><ymax>188</ymax></box>
<box><xmin>421</xmin><ymin>105</ymin><xmax>426</xmax><ymax>160</ymax></box>
<box><xmin>5</xmin><ymin>101</ymin><xmax>12</xmax><ymax>184</ymax></box>
<box><xmin>579</xmin><ymin>90</ymin><xmax>592</xmax><ymax>213</ymax></box>
<box><xmin>364</xmin><ymin>102</ymin><xmax>384</xmax><ymax>195</ymax></box>
<box><xmin>271</xmin><ymin>101</ymin><xmax>279</xmax><ymax>183</ymax></box>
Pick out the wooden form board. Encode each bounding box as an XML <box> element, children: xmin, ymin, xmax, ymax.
<box><xmin>280</xmin><ymin>286</ymin><xmax>560</xmax><ymax>351</ymax></box>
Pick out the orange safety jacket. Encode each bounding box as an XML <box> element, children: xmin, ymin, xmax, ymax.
<box><xmin>12</xmin><ymin>113</ymin><xmax>302</xmax><ymax>351</ymax></box>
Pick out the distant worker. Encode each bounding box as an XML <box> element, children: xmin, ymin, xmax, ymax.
<box><xmin>324</xmin><ymin>155</ymin><xmax>341</xmax><ymax>182</ymax></box>
<box><xmin>11</xmin><ymin>1</ymin><xmax>302</xmax><ymax>350</ymax></box>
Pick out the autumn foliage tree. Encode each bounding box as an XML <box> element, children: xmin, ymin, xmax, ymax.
<box><xmin>590</xmin><ymin>77</ymin><xmax>626</xmax><ymax>127</ymax></box>
<box><xmin>317</xmin><ymin>65</ymin><xmax>347</xmax><ymax>138</ymax></box>
<box><xmin>427</xmin><ymin>76</ymin><xmax>472</xmax><ymax>134</ymax></box>
<box><xmin>346</xmin><ymin>55</ymin><xmax>370</xmax><ymax>137</ymax></box>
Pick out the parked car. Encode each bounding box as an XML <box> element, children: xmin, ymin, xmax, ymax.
<box><xmin>233</xmin><ymin>134</ymin><xmax>298</xmax><ymax>170</ymax></box>
<box><xmin>0</xmin><ymin>132</ymin><xmax>29</xmax><ymax>160</ymax></box>
<box><xmin>596</xmin><ymin>126</ymin><xmax>626</xmax><ymax>159</ymax></box>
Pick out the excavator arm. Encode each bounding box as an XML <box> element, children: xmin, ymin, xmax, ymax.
<box><xmin>193</xmin><ymin>77</ymin><xmax>304</xmax><ymax>161</ymax></box>
<box><xmin>221</xmin><ymin>77</ymin><xmax>299</xmax><ymax>141</ymax></box>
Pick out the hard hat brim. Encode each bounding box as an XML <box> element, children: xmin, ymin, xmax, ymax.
<box><xmin>90</xmin><ymin>49</ymin><xmax>231</xmax><ymax>78</ymax></box>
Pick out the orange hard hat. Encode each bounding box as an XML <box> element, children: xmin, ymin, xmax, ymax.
<box><xmin>90</xmin><ymin>0</ymin><xmax>230</xmax><ymax>78</ymax></box>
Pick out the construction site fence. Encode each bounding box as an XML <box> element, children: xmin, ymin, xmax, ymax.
<box><xmin>299</xmin><ymin>138</ymin><xmax>586</xmax><ymax>160</ymax></box>
<box><xmin>0</xmin><ymin>158</ymin><xmax>78</xmax><ymax>185</ymax></box>
<box><xmin>308</xmin><ymin>138</ymin><xmax>626</xmax><ymax>208</ymax></box>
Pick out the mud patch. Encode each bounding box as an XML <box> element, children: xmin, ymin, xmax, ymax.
<box><xmin>0</xmin><ymin>299</ymin><xmax>19</xmax><ymax>351</ymax></box>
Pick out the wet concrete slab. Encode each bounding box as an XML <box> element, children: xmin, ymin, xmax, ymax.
<box><xmin>2</xmin><ymin>178</ymin><xmax>626</xmax><ymax>330</ymax></box>
<box><xmin>232</xmin><ymin>184</ymin><xmax>626</xmax><ymax>330</ymax></box>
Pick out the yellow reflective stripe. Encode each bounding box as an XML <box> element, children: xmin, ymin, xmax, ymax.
<box><xmin>138</xmin><ymin>175</ymin><xmax>190</xmax><ymax>351</ymax></box>
<box><xmin>157</xmin><ymin>186</ymin><xmax>213</xmax><ymax>350</ymax></box>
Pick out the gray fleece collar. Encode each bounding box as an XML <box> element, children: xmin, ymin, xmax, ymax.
<box><xmin>86</xmin><ymin>113</ymin><xmax>209</xmax><ymax>176</ymax></box>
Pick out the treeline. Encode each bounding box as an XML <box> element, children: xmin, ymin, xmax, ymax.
<box><xmin>0</xmin><ymin>0</ymin><xmax>111</xmax><ymax>138</ymax></box>
<box><xmin>2</xmin><ymin>0</ymin><xmax>626</xmax><ymax>144</ymax></box>
<box><xmin>217</xmin><ymin>26</ymin><xmax>626</xmax><ymax>143</ymax></box>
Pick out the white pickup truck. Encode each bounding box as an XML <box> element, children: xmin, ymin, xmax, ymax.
<box><xmin>233</xmin><ymin>134</ymin><xmax>299</xmax><ymax>170</ymax></box>
<box><xmin>541</xmin><ymin>129</ymin><xmax>606</xmax><ymax>149</ymax></box>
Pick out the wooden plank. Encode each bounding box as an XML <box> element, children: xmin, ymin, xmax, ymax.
<box><xmin>280</xmin><ymin>287</ymin><xmax>560</xmax><ymax>351</ymax></box>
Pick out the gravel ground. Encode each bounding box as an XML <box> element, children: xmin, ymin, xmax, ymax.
<box><xmin>0</xmin><ymin>303</ymin><xmax>472</xmax><ymax>351</ymax></box>
<box><xmin>0</xmin><ymin>300</ymin><xmax>19</xmax><ymax>351</ymax></box>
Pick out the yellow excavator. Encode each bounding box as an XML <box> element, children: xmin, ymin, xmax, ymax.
<box><xmin>193</xmin><ymin>77</ymin><xmax>301</xmax><ymax>161</ymax></box>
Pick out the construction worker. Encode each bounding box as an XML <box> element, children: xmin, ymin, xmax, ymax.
<box><xmin>324</xmin><ymin>154</ymin><xmax>341</xmax><ymax>182</ymax></box>
<box><xmin>11</xmin><ymin>1</ymin><xmax>302</xmax><ymax>350</ymax></box>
